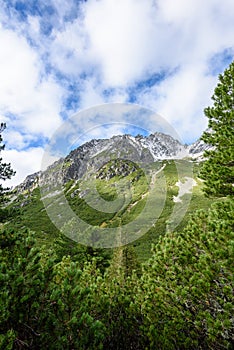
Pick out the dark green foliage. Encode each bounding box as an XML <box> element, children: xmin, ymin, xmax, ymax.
<box><xmin>89</xmin><ymin>269</ymin><xmax>145</xmax><ymax>350</ymax></box>
<box><xmin>121</xmin><ymin>245</ymin><xmax>141</xmax><ymax>277</ymax></box>
<box><xmin>54</xmin><ymin>232</ymin><xmax>111</xmax><ymax>272</ymax></box>
<box><xmin>108</xmin><ymin>244</ymin><xmax>141</xmax><ymax>279</ymax></box>
<box><xmin>137</xmin><ymin>199</ymin><xmax>234</xmax><ymax>349</ymax></box>
<box><xmin>6</xmin><ymin>187</ymin><xmax>60</xmax><ymax>246</ymax></box>
<box><xmin>200</xmin><ymin>61</ymin><xmax>234</xmax><ymax>197</ymax></box>
<box><xmin>0</xmin><ymin>229</ymin><xmax>105</xmax><ymax>349</ymax></box>
<box><xmin>0</xmin><ymin>229</ymin><xmax>52</xmax><ymax>348</ymax></box>
<box><xmin>1</xmin><ymin>198</ymin><xmax>233</xmax><ymax>349</ymax></box>
<box><xmin>38</xmin><ymin>258</ymin><xmax>105</xmax><ymax>350</ymax></box>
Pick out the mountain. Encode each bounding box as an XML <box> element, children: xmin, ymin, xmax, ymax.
<box><xmin>15</xmin><ymin>132</ymin><xmax>210</xmax><ymax>193</ymax></box>
<box><xmin>187</xmin><ymin>138</ymin><xmax>213</xmax><ymax>159</ymax></box>
<box><xmin>6</xmin><ymin>130</ymin><xmax>215</xmax><ymax>258</ymax></box>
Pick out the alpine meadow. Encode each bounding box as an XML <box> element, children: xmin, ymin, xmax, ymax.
<box><xmin>0</xmin><ymin>62</ymin><xmax>233</xmax><ymax>350</ymax></box>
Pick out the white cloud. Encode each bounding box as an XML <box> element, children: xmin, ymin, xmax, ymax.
<box><xmin>50</xmin><ymin>19</ymin><xmax>91</xmax><ymax>77</ymax></box>
<box><xmin>83</xmin><ymin>0</ymin><xmax>158</xmax><ymax>86</ymax></box>
<box><xmin>156</xmin><ymin>0</ymin><xmax>234</xmax><ymax>67</ymax></box>
<box><xmin>27</xmin><ymin>15</ymin><xmax>40</xmax><ymax>37</ymax></box>
<box><xmin>1</xmin><ymin>147</ymin><xmax>44</xmax><ymax>188</ymax></box>
<box><xmin>48</xmin><ymin>0</ymin><xmax>234</xmax><ymax>140</ymax></box>
<box><xmin>78</xmin><ymin>0</ymin><xmax>234</xmax><ymax>86</ymax></box>
<box><xmin>137</xmin><ymin>63</ymin><xmax>217</xmax><ymax>142</ymax></box>
<box><xmin>0</xmin><ymin>26</ymin><xmax>64</xmax><ymax>140</ymax></box>
<box><xmin>4</xmin><ymin>130</ymin><xmax>35</xmax><ymax>150</ymax></box>
<box><xmin>0</xmin><ymin>0</ymin><xmax>234</xmax><ymax>187</ymax></box>
<box><xmin>78</xmin><ymin>79</ymin><xmax>105</xmax><ymax>109</ymax></box>
<box><xmin>0</xmin><ymin>27</ymin><xmax>38</xmax><ymax>110</ymax></box>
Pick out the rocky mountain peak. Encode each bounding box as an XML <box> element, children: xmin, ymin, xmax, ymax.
<box><xmin>15</xmin><ymin>131</ymin><xmax>211</xmax><ymax>193</ymax></box>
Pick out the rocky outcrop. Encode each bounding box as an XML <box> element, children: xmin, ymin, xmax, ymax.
<box><xmin>15</xmin><ymin>171</ymin><xmax>41</xmax><ymax>194</ymax></box>
<box><xmin>97</xmin><ymin>159</ymin><xmax>139</xmax><ymax>181</ymax></box>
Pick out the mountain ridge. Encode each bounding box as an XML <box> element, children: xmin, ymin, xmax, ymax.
<box><xmin>15</xmin><ymin>131</ymin><xmax>210</xmax><ymax>194</ymax></box>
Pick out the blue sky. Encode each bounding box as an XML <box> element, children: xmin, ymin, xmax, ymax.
<box><xmin>0</xmin><ymin>0</ymin><xmax>234</xmax><ymax>186</ymax></box>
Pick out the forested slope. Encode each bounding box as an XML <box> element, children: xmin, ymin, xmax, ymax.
<box><xmin>0</xmin><ymin>62</ymin><xmax>233</xmax><ymax>350</ymax></box>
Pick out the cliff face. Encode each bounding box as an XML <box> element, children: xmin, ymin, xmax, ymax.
<box><xmin>15</xmin><ymin>132</ymin><xmax>211</xmax><ymax>193</ymax></box>
<box><xmin>61</xmin><ymin>132</ymin><xmax>186</xmax><ymax>183</ymax></box>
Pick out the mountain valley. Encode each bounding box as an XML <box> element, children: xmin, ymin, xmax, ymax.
<box><xmin>6</xmin><ymin>131</ymin><xmax>214</xmax><ymax>261</ymax></box>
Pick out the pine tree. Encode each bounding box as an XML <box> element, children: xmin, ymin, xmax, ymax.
<box><xmin>136</xmin><ymin>199</ymin><xmax>234</xmax><ymax>349</ymax></box>
<box><xmin>0</xmin><ymin>229</ymin><xmax>52</xmax><ymax>348</ymax></box>
<box><xmin>0</xmin><ymin>123</ymin><xmax>15</xmax><ymax>203</ymax></box>
<box><xmin>200</xmin><ymin>62</ymin><xmax>234</xmax><ymax>197</ymax></box>
<box><xmin>0</xmin><ymin>229</ymin><xmax>105</xmax><ymax>349</ymax></box>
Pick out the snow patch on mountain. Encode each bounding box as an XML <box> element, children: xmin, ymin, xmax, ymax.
<box><xmin>173</xmin><ymin>177</ymin><xmax>197</xmax><ymax>203</ymax></box>
<box><xmin>188</xmin><ymin>139</ymin><xmax>213</xmax><ymax>160</ymax></box>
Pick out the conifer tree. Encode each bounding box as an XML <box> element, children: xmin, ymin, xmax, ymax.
<box><xmin>136</xmin><ymin>199</ymin><xmax>234</xmax><ymax>349</ymax></box>
<box><xmin>0</xmin><ymin>123</ymin><xmax>15</xmax><ymax>203</ymax></box>
<box><xmin>200</xmin><ymin>62</ymin><xmax>234</xmax><ymax>197</ymax></box>
<box><xmin>0</xmin><ymin>229</ymin><xmax>105</xmax><ymax>349</ymax></box>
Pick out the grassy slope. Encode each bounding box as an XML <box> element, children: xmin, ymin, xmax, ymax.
<box><xmin>4</xmin><ymin>160</ymin><xmax>215</xmax><ymax>263</ymax></box>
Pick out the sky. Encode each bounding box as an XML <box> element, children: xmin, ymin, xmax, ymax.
<box><xmin>0</xmin><ymin>0</ymin><xmax>234</xmax><ymax>187</ymax></box>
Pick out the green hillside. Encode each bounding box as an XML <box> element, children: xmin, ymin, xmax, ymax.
<box><xmin>4</xmin><ymin>160</ymin><xmax>214</xmax><ymax>263</ymax></box>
